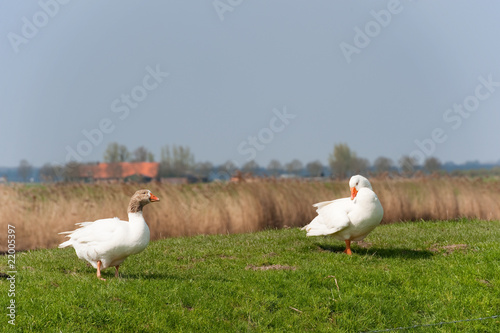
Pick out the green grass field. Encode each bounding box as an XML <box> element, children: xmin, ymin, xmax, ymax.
<box><xmin>2</xmin><ymin>219</ymin><xmax>500</xmax><ymax>332</ymax></box>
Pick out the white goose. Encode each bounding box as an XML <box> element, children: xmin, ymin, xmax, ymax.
<box><xmin>59</xmin><ymin>189</ymin><xmax>159</xmax><ymax>280</ymax></box>
<box><xmin>302</xmin><ymin>175</ymin><xmax>383</xmax><ymax>255</ymax></box>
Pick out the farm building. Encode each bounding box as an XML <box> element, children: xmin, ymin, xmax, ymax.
<box><xmin>79</xmin><ymin>162</ymin><xmax>160</xmax><ymax>183</ymax></box>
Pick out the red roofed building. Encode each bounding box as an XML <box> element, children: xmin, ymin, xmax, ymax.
<box><xmin>79</xmin><ymin>162</ymin><xmax>159</xmax><ymax>182</ymax></box>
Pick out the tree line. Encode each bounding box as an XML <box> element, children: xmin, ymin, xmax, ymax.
<box><xmin>12</xmin><ymin>142</ymin><xmax>455</xmax><ymax>183</ymax></box>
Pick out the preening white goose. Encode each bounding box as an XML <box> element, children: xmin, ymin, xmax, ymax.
<box><xmin>59</xmin><ymin>189</ymin><xmax>159</xmax><ymax>280</ymax></box>
<box><xmin>302</xmin><ymin>175</ymin><xmax>383</xmax><ymax>255</ymax></box>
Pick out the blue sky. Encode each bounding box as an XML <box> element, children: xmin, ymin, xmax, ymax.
<box><xmin>1</xmin><ymin>1</ymin><xmax>499</xmax><ymax>168</ymax></box>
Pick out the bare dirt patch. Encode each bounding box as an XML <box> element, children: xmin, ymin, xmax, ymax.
<box><xmin>219</xmin><ymin>255</ymin><xmax>236</xmax><ymax>260</ymax></box>
<box><xmin>478</xmin><ymin>279</ymin><xmax>492</xmax><ymax>287</ymax></box>
<box><xmin>245</xmin><ymin>264</ymin><xmax>296</xmax><ymax>271</ymax></box>
<box><xmin>429</xmin><ymin>244</ymin><xmax>469</xmax><ymax>255</ymax></box>
<box><xmin>356</xmin><ymin>241</ymin><xmax>373</xmax><ymax>249</ymax></box>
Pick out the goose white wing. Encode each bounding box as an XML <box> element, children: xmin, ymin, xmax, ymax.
<box><xmin>302</xmin><ymin>198</ymin><xmax>353</xmax><ymax>236</ymax></box>
<box><xmin>59</xmin><ymin>218</ymin><xmax>130</xmax><ymax>265</ymax></box>
<box><xmin>312</xmin><ymin>200</ymin><xmax>337</xmax><ymax>211</ymax></box>
<box><xmin>59</xmin><ymin>218</ymin><xmax>128</xmax><ymax>247</ymax></box>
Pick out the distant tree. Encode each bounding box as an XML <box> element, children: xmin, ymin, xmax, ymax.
<box><xmin>132</xmin><ymin>146</ymin><xmax>147</xmax><ymax>162</ymax></box>
<box><xmin>306</xmin><ymin>160</ymin><xmax>323</xmax><ymax>177</ymax></box>
<box><xmin>352</xmin><ymin>157</ymin><xmax>370</xmax><ymax>175</ymax></box>
<box><xmin>194</xmin><ymin>161</ymin><xmax>213</xmax><ymax>179</ymax></box>
<box><xmin>222</xmin><ymin>160</ymin><xmax>238</xmax><ymax>173</ymax></box>
<box><xmin>329</xmin><ymin>144</ymin><xmax>352</xmax><ymax>179</ymax></box>
<box><xmin>374</xmin><ymin>156</ymin><xmax>393</xmax><ymax>174</ymax></box>
<box><xmin>159</xmin><ymin>145</ymin><xmax>195</xmax><ymax>177</ymax></box>
<box><xmin>216</xmin><ymin>160</ymin><xmax>238</xmax><ymax>179</ymax></box>
<box><xmin>63</xmin><ymin>162</ymin><xmax>81</xmax><ymax>182</ymax></box>
<box><xmin>106</xmin><ymin>162</ymin><xmax>123</xmax><ymax>179</ymax></box>
<box><xmin>267</xmin><ymin>159</ymin><xmax>282</xmax><ymax>176</ymax></box>
<box><xmin>242</xmin><ymin>160</ymin><xmax>259</xmax><ymax>174</ymax></box>
<box><xmin>285</xmin><ymin>159</ymin><xmax>303</xmax><ymax>176</ymax></box>
<box><xmin>104</xmin><ymin>142</ymin><xmax>130</xmax><ymax>163</ymax></box>
<box><xmin>424</xmin><ymin>157</ymin><xmax>441</xmax><ymax>173</ymax></box>
<box><xmin>399</xmin><ymin>155</ymin><xmax>418</xmax><ymax>175</ymax></box>
<box><xmin>18</xmin><ymin>159</ymin><xmax>32</xmax><ymax>182</ymax></box>
<box><xmin>328</xmin><ymin>143</ymin><xmax>368</xmax><ymax>179</ymax></box>
<box><xmin>39</xmin><ymin>163</ymin><xmax>62</xmax><ymax>182</ymax></box>
<box><xmin>104</xmin><ymin>143</ymin><xmax>121</xmax><ymax>162</ymax></box>
<box><xmin>119</xmin><ymin>145</ymin><xmax>130</xmax><ymax>162</ymax></box>
<box><xmin>132</xmin><ymin>146</ymin><xmax>154</xmax><ymax>162</ymax></box>
<box><xmin>172</xmin><ymin>146</ymin><xmax>194</xmax><ymax>176</ymax></box>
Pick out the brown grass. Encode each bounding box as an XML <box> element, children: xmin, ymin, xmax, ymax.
<box><xmin>1</xmin><ymin>176</ymin><xmax>500</xmax><ymax>251</ymax></box>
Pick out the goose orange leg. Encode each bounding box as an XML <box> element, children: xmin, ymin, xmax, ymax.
<box><xmin>97</xmin><ymin>260</ymin><xmax>106</xmax><ymax>281</ymax></box>
<box><xmin>115</xmin><ymin>265</ymin><xmax>120</xmax><ymax>278</ymax></box>
<box><xmin>344</xmin><ymin>240</ymin><xmax>352</xmax><ymax>255</ymax></box>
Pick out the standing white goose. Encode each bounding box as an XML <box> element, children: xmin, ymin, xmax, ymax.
<box><xmin>59</xmin><ymin>189</ymin><xmax>159</xmax><ymax>280</ymax></box>
<box><xmin>302</xmin><ymin>175</ymin><xmax>383</xmax><ymax>255</ymax></box>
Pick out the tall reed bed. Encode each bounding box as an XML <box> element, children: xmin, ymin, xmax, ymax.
<box><xmin>1</xmin><ymin>177</ymin><xmax>499</xmax><ymax>251</ymax></box>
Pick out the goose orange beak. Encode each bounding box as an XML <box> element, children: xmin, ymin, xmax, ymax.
<box><xmin>350</xmin><ymin>187</ymin><xmax>358</xmax><ymax>200</ymax></box>
<box><xmin>150</xmin><ymin>193</ymin><xmax>160</xmax><ymax>202</ymax></box>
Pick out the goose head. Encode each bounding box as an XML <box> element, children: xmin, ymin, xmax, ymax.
<box><xmin>349</xmin><ymin>175</ymin><xmax>372</xmax><ymax>200</ymax></box>
<box><xmin>128</xmin><ymin>189</ymin><xmax>160</xmax><ymax>213</ymax></box>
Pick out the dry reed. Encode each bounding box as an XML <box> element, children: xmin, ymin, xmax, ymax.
<box><xmin>1</xmin><ymin>177</ymin><xmax>499</xmax><ymax>251</ymax></box>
